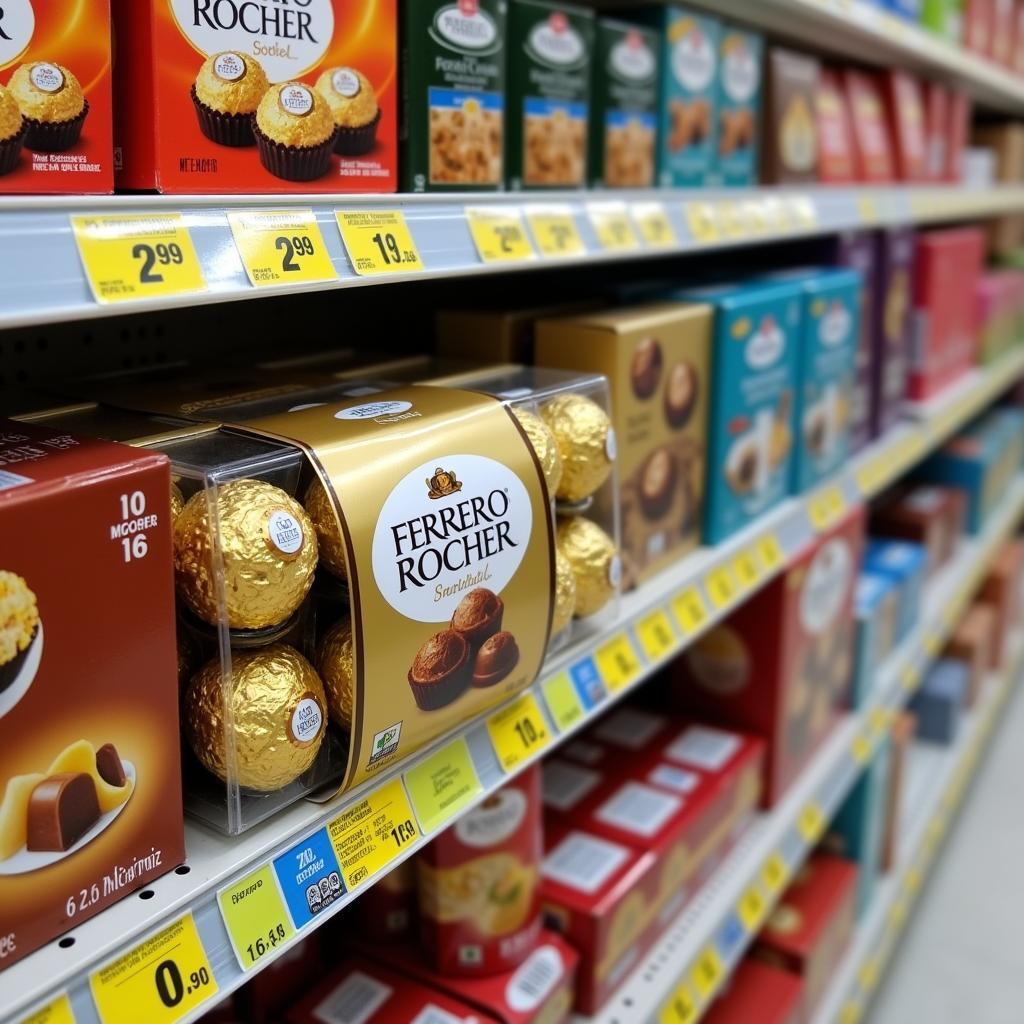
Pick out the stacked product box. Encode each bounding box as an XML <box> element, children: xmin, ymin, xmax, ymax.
<box><xmin>711</xmin><ymin>25</ymin><xmax>763</xmax><ymax>187</ymax></box>
<box><xmin>976</xmin><ymin>271</ymin><xmax>1022</xmax><ymax>365</ymax></box>
<box><xmin>884</xmin><ymin>70</ymin><xmax>928</xmax><ymax>181</ymax></box>
<box><xmin>671</xmin><ymin>507</ymin><xmax>865</xmax><ymax>806</ymax></box>
<box><xmin>540</xmin><ymin>708</ymin><xmax>765</xmax><ymax>1014</ymax></box>
<box><xmin>816</xmin><ymin>69</ymin><xmax>856</xmax><ymax>184</ymax></box>
<box><xmin>872</xmin><ymin>484</ymin><xmax>967</xmax><ymax>577</ymax></box>
<box><xmin>762</xmin><ymin>48</ymin><xmax>820</xmax><ymax>183</ymax></box>
<box><xmin>881</xmin><ymin>711</ymin><xmax>917</xmax><ymax>871</ymax></box>
<box><xmin>910</xmin><ymin>659</ymin><xmax>968</xmax><ymax>743</ymax></box>
<box><xmin>843</xmin><ymin>70</ymin><xmax>895</xmax><ymax>182</ymax></box>
<box><xmin>702</xmin><ymin>958</ymin><xmax>804</xmax><ymax>1024</ymax></box>
<box><xmin>852</xmin><ymin>571</ymin><xmax>901</xmax><ymax>708</ymax></box>
<box><xmin>862</xmin><ymin>539</ymin><xmax>928</xmax><ymax>640</ymax></box>
<box><xmin>945</xmin><ymin>602</ymin><xmax>997</xmax><ymax>705</ymax></box>
<box><xmin>979</xmin><ymin>538</ymin><xmax>1024</xmax><ymax>667</ymax></box>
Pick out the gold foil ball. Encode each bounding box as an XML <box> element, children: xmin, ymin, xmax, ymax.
<box><xmin>174</xmin><ymin>479</ymin><xmax>318</xmax><ymax>630</ymax></box>
<box><xmin>557</xmin><ymin>517</ymin><xmax>619</xmax><ymax>618</ymax></box>
<box><xmin>185</xmin><ymin>644</ymin><xmax>327</xmax><ymax>792</ymax></box>
<box><xmin>317</xmin><ymin>615</ymin><xmax>355</xmax><ymax>730</ymax></box>
<box><xmin>513</xmin><ymin>407</ymin><xmax>563</xmax><ymax>497</ymax></box>
<box><xmin>304</xmin><ymin>478</ymin><xmax>348</xmax><ymax>581</ymax></box>
<box><xmin>541</xmin><ymin>394</ymin><xmax>614</xmax><ymax>503</ymax></box>
<box><xmin>551</xmin><ymin>548</ymin><xmax>577</xmax><ymax>636</ymax></box>
<box><xmin>170</xmin><ymin>482</ymin><xmax>184</xmax><ymax>523</ymax></box>
<box><xmin>256</xmin><ymin>82</ymin><xmax>335</xmax><ymax>148</ymax></box>
<box><xmin>8</xmin><ymin>62</ymin><xmax>85</xmax><ymax>123</ymax></box>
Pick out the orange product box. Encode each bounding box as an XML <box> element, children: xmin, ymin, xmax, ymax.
<box><xmin>884</xmin><ymin>71</ymin><xmax>927</xmax><ymax>182</ymax></box>
<box><xmin>924</xmin><ymin>81</ymin><xmax>950</xmax><ymax>182</ymax></box>
<box><xmin>112</xmin><ymin>0</ymin><xmax>397</xmax><ymax>193</ymax></box>
<box><xmin>703</xmin><ymin>958</ymin><xmax>805</xmax><ymax>1024</ymax></box>
<box><xmin>945</xmin><ymin>603</ymin><xmax>997</xmax><ymax>706</ymax></box>
<box><xmin>0</xmin><ymin>0</ymin><xmax>114</xmax><ymax>193</ymax></box>
<box><xmin>842</xmin><ymin>70</ymin><xmax>894</xmax><ymax>182</ymax></box>
<box><xmin>815</xmin><ymin>68</ymin><xmax>855</xmax><ymax>184</ymax></box>
<box><xmin>751</xmin><ymin>853</ymin><xmax>858</xmax><ymax>1020</ymax></box>
<box><xmin>947</xmin><ymin>91</ymin><xmax>971</xmax><ymax>182</ymax></box>
<box><xmin>979</xmin><ymin>539</ymin><xmax>1024</xmax><ymax>667</ymax></box>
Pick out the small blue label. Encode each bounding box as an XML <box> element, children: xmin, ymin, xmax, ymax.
<box><xmin>606</xmin><ymin>109</ymin><xmax>657</xmax><ymax>130</ymax></box>
<box><xmin>273</xmin><ymin>828</ymin><xmax>346</xmax><ymax>929</ymax></box>
<box><xmin>719</xmin><ymin>914</ymin><xmax>745</xmax><ymax>955</ymax></box>
<box><xmin>570</xmin><ymin>657</ymin><xmax>606</xmax><ymax>710</ymax></box>
<box><xmin>525</xmin><ymin>97</ymin><xmax>587</xmax><ymax>119</ymax></box>
<box><xmin>429</xmin><ymin>87</ymin><xmax>504</xmax><ymax>112</ymax></box>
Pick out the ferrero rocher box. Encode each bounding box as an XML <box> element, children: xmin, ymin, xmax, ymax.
<box><xmin>536</xmin><ymin>303</ymin><xmax>712</xmax><ymax>587</ymax></box>
<box><xmin>0</xmin><ymin>419</ymin><xmax>183</xmax><ymax>970</ymax></box>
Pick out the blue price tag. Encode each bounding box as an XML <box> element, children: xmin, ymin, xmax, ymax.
<box><xmin>569</xmin><ymin>657</ymin><xmax>606</xmax><ymax>709</ymax></box>
<box><xmin>273</xmin><ymin>828</ymin><xmax>346</xmax><ymax>928</ymax></box>
<box><xmin>718</xmin><ymin>914</ymin><xmax>745</xmax><ymax>957</ymax></box>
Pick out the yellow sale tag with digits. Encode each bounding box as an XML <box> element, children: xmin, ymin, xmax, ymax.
<box><xmin>684</xmin><ymin>201</ymin><xmax>719</xmax><ymax>243</ymax></box>
<box><xmin>19</xmin><ymin>994</ymin><xmax>75</xmax><ymax>1024</ymax></box>
<box><xmin>90</xmin><ymin>913</ymin><xmax>217</xmax><ymax>1024</ymax></box>
<box><xmin>659</xmin><ymin>982</ymin><xmax>698</xmax><ymax>1024</ymax></box>
<box><xmin>737</xmin><ymin>883</ymin><xmax>767</xmax><ymax>932</ymax></box>
<box><xmin>742</xmin><ymin>200</ymin><xmax>768</xmax><ymax>234</ymax></box>
<box><xmin>487</xmin><ymin>692</ymin><xmax>552</xmax><ymax>772</ymax></box>
<box><xmin>336</xmin><ymin>210</ymin><xmax>423</xmax><ymax>275</ymax></box>
<box><xmin>858</xmin><ymin>195</ymin><xmax>879</xmax><ymax>224</ymax></box>
<box><xmin>761</xmin><ymin>197</ymin><xmax>791</xmax><ymax>233</ymax></box>
<box><xmin>705</xmin><ymin>565</ymin><xmax>738</xmax><ymax>610</ymax></box>
<box><xmin>762</xmin><ymin>852</ymin><xmax>789</xmax><ymax>894</ymax></box>
<box><xmin>587</xmin><ymin>202</ymin><xmax>639</xmax><ymax>250</ymax></box>
<box><xmin>465</xmin><ymin>206</ymin><xmax>536</xmax><ymax>262</ymax></box>
<box><xmin>901</xmin><ymin>664</ymin><xmax>920</xmax><ymax>692</ymax></box>
<box><xmin>716</xmin><ymin>200</ymin><xmax>747</xmax><ymax>239</ymax></box>
<box><xmin>733</xmin><ymin>549</ymin><xmax>762</xmax><ymax>590</ymax></box>
<box><xmin>543</xmin><ymin>671</ymin><xmax>584</xmax><ymax>732</ymax></box>
<box><xmin>218</xmin><ymin>864</ymin><xmax>294</xmax><ymax>972</ymax></box>
<box><xmin>637</xmin><ymin>609</ymin><xmax>677</xmax><ymax>662</ymax></box>
<box><xmin>229</xmin><ymin>209</ymin><xmax>336</xmax><ymax>287</ymax></box>
<box><xmin>808</xmin><ymin>485</ymin><xmax>846</xmax><ymax>531</ymax></box>
<box><xmin>328</xmin><ymin>778</ymin><xmax>421</xmax><ymax>890</ymax></box>
<box><xmin>633</xmin><ymin>202</ymin><xmax>676</xmax><ymax>246</ymax></box>
<box><xmin>526</xmin><ymin>205</ymin><xmax>585</xmax><ymax>257</ymax></box>
<box><xmin>852</xmin><ymin>733</ymin><xmax>871</xmax><ymax>765</ymax></box>
<box><xmin>672</xmin><ymin>587</ymin><xmax>709</xmax><ymax>635</ymax></box>
<box><xmin>692</xmin><ymin>946</ymin><xmax>724</xmax><ymax>1000</ymax></box>
<box><xmin>798</xmin><ymin>801</ymin><xmax>826</xmax><ymax>843</ymax></box>
<box><xmin>596</xmin><ymin>634</ymin><xmax>642</xmax><ymax>692</ymax></box>
<box><xmin>405</xmin><ymin>738</ymin><xmax>482</xmax><ymax>835</ymax></box>
<box><xmin>758</xmin><ymin>533</ymin><xmax>785</xmax><ymax>570</ymax></box>
<box><xmin>72</xmin><ymin>213</ymin><xmax>206</xmax><ymax>304</ymax></box>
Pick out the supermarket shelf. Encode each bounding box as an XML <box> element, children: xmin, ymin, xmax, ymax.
<box><xmin>577</xmin><ymin>477</ymin><xmax>1024</xmax><ymax>1024</ymax></box>
<box><xmin>686</xmin><ymin>0</ymin><xmax>1024</xmax><ymax>114</ymax></box>
<box><xmin>4</xmin><ymin>353</ymin><xmax>1023</xmax><ymax>1024</ymax></box>
<box><xmin>1</xmin><ymin>184</ymin><xmax>1023</xmax><ymax>330</ymax></box>
<box><xmin>812</xmin><ymin>633</ymin><xmax>1024</xmax><ymax>1024</ymax></box>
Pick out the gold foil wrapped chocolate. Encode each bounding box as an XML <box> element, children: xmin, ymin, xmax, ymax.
<box><xmin>551</xmin><ymin>548</ymin><xmax>577</xmax><ymax>636</ymax></box>
<box><xmin>304</xmin><ymin>477</ymin><xmax>348</xmax><ymax>581</ymax></box>
<box><xmin>170</xmin><ymin>482</ymin><xmax>184</xmax><ymax>522</ymax></box>
<box><xmin>541</xmin><ymin>394</ymin><xmax>614</xmax><ymax>503</ymax></box>
<box><xmin>557</xmin><ymin>517</ymin><xmax>619</xmax><ymax>617</ymax></box>
<box><xmin>512</xmin><ymin>407</ymin><xmax>563</xmax><ymax>497</ymax></box>
<box><xmin>185</xmin><ymin>643</ymin><xmax>327</xmax><ymax>792</ymax></box>
<box><xmin>317</xmin><ymin>615</ymin><xmax>355</xmax><ymax>730</ymax></box>
<box><xmin>174</xmin><ymin>478</ymin><xmax>318</xmax><ymax>630</ymax></box>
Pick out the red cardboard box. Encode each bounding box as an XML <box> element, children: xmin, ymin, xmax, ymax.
<box><xmin>671</xmin><ymin>507</ymin><xmax>864</xmax><ymax>806</ymax></box>
<box><xmin>884</xmin><ymin>71</ymin><xmax>927</xmax><ymax>182</ymax></box>
<box><xmin>703</xmin><ymin>958</ymin><xmax>805</xmax><ymax>1024</ymax></box>
<box><xmin>0</xmin><ymin>0</ymin><xmax>114</xmax><ymax>193</ymax></box>
<box><xmin>356</xmin><ymin>858</ymin><xmax>415</xmax><ymax>942</ymax></box>
<box><xmin>924</xmin><ymin>82</ymin><xmax>950</xmax><ymax>182</ymax></box>
<box><xmin>286</xmin><ymin>960</ymin><xmax>499</xmax><ymax>1024</ymax></box>
<box><xmin>843</xmin><ymin>70</ymin><xmax>894</xmax><ymax>182</ymax></box>
<box><xmin>992</xmin><ymin>0</ymin><xmax>1016</xmax><ymax>64</ymax></box>
<box><xmin>979</xmin><ymin>539</ymin><xmax>1024</xmax><ymax>667</ymax></box>
<box><xmin>816</xmin><ymin>69</ymin><xmax>855</xmax><ymax>183</ymax></box>
<box><xmin>947</xmin><ymin>92</ymin><xmax>972</xmax><ymax>182</ymax></box>
<box><xmin>909</xmin><ymin>228</ymin><xmax>984</xmax><ymax>399</ymax></box>
<box><xmin>113</xmin><ymin>0</ymin><xmax>397</xmax><ymax>193</ymax></box>
<box><xmin>872</xmin><ymin>485</ymin><xmax>967</xmax><ymax>577</ymax></box>
<box><xmin>752</xmin><ymin>854</ymin><xmax>859</xmax><ymax>1020</ymax></box>
<box><xmin>234</xmin><ymin>932</ymin><xmax>324</xmax><ymax>1024</ymax></box>
<box><xmin>965</xmin><ymin>0</ymin><xmax>994</xmax><ymax>54</ymax></box>
<box><xmin>945</xmin><ymin>603</ymin><xmax>997</xmax><ymax>705</ymax></box>
<box><xmin>1013</xmin><ymin>1</ymin><xmax>1024</xmax><ymax>74</ymax></box>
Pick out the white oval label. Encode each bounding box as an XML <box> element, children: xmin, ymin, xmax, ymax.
<box><xmin>605</xmin><ymin>427</ymin><xmax>618</xmax><ymax>462</ymax></box>
<box><xmin>290</xmin><ymin>696</ymin><xmax>324</xmax><ymax>746</ymax></box>
<box><xmin>372</xmin><ymin>454</ymin><xmax>532</xmax><ymax>623</ymax></box>
<box><xmin>279</xmin><ymin>83</ymin><xmax>314</xmax><ymax>117</ymax></box>
<box><xmin>0</xmin><ymin>0</ymin><xmax>34</xmax><ymax>69</ymax></box>
<box><xmin>506</xmin><ymin>946</ymin><xmax>564</xmax><ymax>1011</ymax></box>
<box><xmin>168</xmin><ymin>0</ymin><xmax>335</xmax><ymax>82</ymax></box>
<box><xmin>335</xmin><ymin>400</ymin><xmax>412</xmax><ymax>421</ymax></box>
<box><xmin>819</xmin><ymin>301</ymin><xmax>852</xmax><ymax>347</ymax></box>
<box><xmin>722</xmin><ymin>38</ymin><xmax>758</xmax><ymax>102</ymax></box>
<box><xmin>800</xmin><ymin>537</ymin><xmax>852</xmax><ymax>635</ymax></box>
<box><xmin>527</xmin><ymin>17</ymin><xmax>585</xmax><ymax>67</ymax></box>
<box><xmin>745</xmin><ymin>317</ymin><xmax>785</xmax><ymax>369</ymax></box>
<box><xmin>29</xmin><ymin>61</ymin><xmax>64</xmax><ymax>93</ymax></box>
<box><xmin>331</xmin><ymin>67</ymin><xmax>360</xmax><ymax>97</ymax></box>
<box><xmin>672</xmin><ymin>25</ymin><xmax>715</xmax><ymax>92</ymax></box>
<box><xmin>267</xmin><ymin>508</ymin><xmax>305</xmax><ymax>556</ymax></box>
<box><xmin>432</xmin><ymin>2</ymin><xmax>498</xmax><ymax>52</ymax></box>
<box><xmin>213</xmin><ymin>52</ymin><xmax>246</xmax><ymax>82</ymax></box>
<box><xmin>610</xmin><ymin>33</ymin><xmax>655</xmax><ymax>81</ymax></box>
<box><xmin>455</xmin><ymin>787</ymin><xmax>527</xmax><ymax>847</ymax></box>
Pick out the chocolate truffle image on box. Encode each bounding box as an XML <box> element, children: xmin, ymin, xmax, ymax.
<box><xmin>315</xmin><ymin>66</ymin><xmax>381</xmax><ymax>155</ymax></box>
<box><xmin>0</xmin><ymin>570</ymin><xmax>40</xmax><ymax>708</ymax></box>
<box><xmin>191</xmin><ymin>51</ymin><xmax>269</xmax><ymax>147</ymax></box>
<box><xmin>8</xmin><ymin>61</ymin><xmax>88</xmax><ymax>152</ymax></box>
<box><xmin>631</xmin><ymin>337</ymin><xmax>663</xmax><ymax>399</ymax></box>
<box><xmin>408</xmin><ymin>629</ymin><xmax>473</xmax><ymax>711</ymax></box>
<box><xmin>253</xmin><ymin>82</ymin><xmax>339</xmax><ymax>182</ymax></box>
<box><xmin>0</xmin><ymin>86</ymin><xmax>25</xmax><ymax>176</ymax></box>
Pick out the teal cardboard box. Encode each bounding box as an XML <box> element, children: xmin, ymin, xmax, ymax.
<box><xmin>863</xmin><ymin>539</ymin><xmax>927</xmax><ymax>641</ymax></box>
<box><xmin>853</xmin><ymin>571</ymin><xmax>900</xmax><ymax>709</ymax></box>
<box><xmin>640</xmin><ymin>5</ymin><xmax>721</xmax><ymax>187</ymax></box>
<box><xmin>711</xmin><ymin>26</ymin><xmax>764</xmax><ymax>187</ymax></box>
<box><xmin>672</xmin><ymin>280</ymin><xmax>801</xmax><ymax>543</ymax></box>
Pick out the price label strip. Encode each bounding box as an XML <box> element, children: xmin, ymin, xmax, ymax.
<box><xmin>691</xmin><ymin>945</ymin><xmax>725</xmax><ymax>1001</ymax></box>
<box><xmin>336</xmin><ymin>210</ymin><xmax>424</xmax><ymax>275</ymax></box>
<box><xmin>587</xmin><ymin>202</ymin><xmax>640</xmax><ymax>250</ymax></box>
<box><xmin>228</xmin><ymin>209</ymin><xmax>336</xmax><ymax>287</ymax></box>
<box><xmin>757</xmin><ymin>533</ymin><xmax>785</xmax><ymax>571</ymax></box>
<box><xmin>72</xmin><ymin>213</ymin><xmax>206</xmax><ymax>304</ymax></box>
<box><xmin>672</xmin><ymin>587</ymin><xmax>709</xmax><ymax>636</ymax></box>
<box><xmin>684</xmin><ymin>201</ymin><xmax>719</xmax><ymax>243</ymax></box>
<box><xmin>542</xmin><ymin>671</ymin><xmax>585</xmax><ymax>732</ymax></box>
<box><xmin>716</xmin><ymin>200</ymin><xmax>747</xmax><ymax>239</ymax></box>
<box><xmin>659</xmin><ymin>982</ymin><xmax>698</xmax><ymax>1024</ymax></box>
<box><xmin>632</xmin><ymin>202</ymin><xmax>676</xmax><ymax>246</ymax></box>
<box><xmin>465</xmin><ymin>206</ymin><xmax>536</xmax><ymax>263</ymax></box>
<box><xmin>732</xmin><ymin>549</ymin><xmax>762</xmax><ymax>591</ymax></box>
<box><xmin>637</xmin><ymin>609</ymin><xmax>678</xmax><ymax>662</ymax></box>
<box><xmin>90</xmin><ymin>913</ymin><xmax>217</xmax><ymax>1024</ymax></box>
<box><xmin>737</xmin><ymin>882</ymin><xmax>769</xmax><ymax>932</ymax></box>
<box><xmin>327</xmin><ymin>777</ymin><xmax>421</xmax><ymax>890</ymax></box>
<box><xmin>18</xmin><ymin>994</ymin><xmax>75</xmax><ymax>1024</ymax></box>
<box><xmin>487</xmin><ymin>692</ymin><xmax>552</xmax><ymax>772</ymax></box>
<box><xmin>797</xmin><ymin>800</ymin><xmax>826</xmax><ymax>844</ymax></box>
<box><xmin>595</xmin><ymin>633</ymin><xmax>642</xmax><ymax>693</ymax></box>
<box><xmin>762</xmin><ymin>851</ymin><xmax>789</xmax><ymax>895</ymax></box>
<box><xmin>807</xmin><ymin>485</ymin><xmax>846</xmax><ymax>531</ymax></box>
<box><xmin>219</xmin><ymin>864</ymin><xmax>295</xmax><ymax>972</ymax></box>
<box><xmin>405</xmin><ymin>737</ymin><xmax>482</xmax><ymax>835</ymax></box>
<box><xmin>705</xmin><ymin>565</ymin><xmax>739</xmax><ymax>610</ymax></box>
<box><xmin>525</xmin><ymin>205</ymin><xmax>585</xmax><ymax>258</ymax></box>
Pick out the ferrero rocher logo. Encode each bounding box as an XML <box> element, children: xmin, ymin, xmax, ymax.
<box><xmin>426</xmin><ymin>466</ymin><xmax>463</xmax><ymax>499</ymax></box>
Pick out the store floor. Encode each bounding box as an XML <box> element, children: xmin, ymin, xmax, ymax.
<box><xmin>870</xmin><ymin>677</ymin><xmax>1024</xmax><ymax>1024</ymax></box>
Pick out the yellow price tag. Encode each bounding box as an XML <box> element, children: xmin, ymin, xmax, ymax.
<box><xmin>684</xmin><ymin>201</ymin><xmax>719</xmax><ymax>243</ymax></box>
<box><xmin>761</xmin><ymin>197</ymin><xmax>791</xmax><ymax>233</ymax></box>
<box><xmin>336</xmin><ymin>210</ymin><xmax>423</xmax><ymax>275</ymax></box>
<box><xmin>596</xmin><ymin>634</ymin><xmax>642</xmax><ymax>693</ymax></box>
<box><xmin>691</xmin><ymin>945</ymin><xmax>725</xmax><ymax>1000</ymax></box>
<box><xmin>904</xmin><ymin>864</ymin><xmax>923</xmax><ymax>894</ymax></box>
<box><xmin>705</xmin><ymin>565</ymin><xmax>739</xmax><ymax>610</ymax></box>
<box><xmin>327</xmin><ymin>778</ymin><xmax>420</xmax><ymax>890</ymax></box>
<box><xmin>717</xmin><ymin>200</ymin><xmax>747</xmax><ymax>239</ymax></box>
<box><xmin>672</xmin><ymin>587</ymin><xmax>710</xmax><ymax>636</ymax></box>
<box><xmin>637</xmin><ymin>609</ymin><xmax>677</xmax><ymax>662</ymax></box>
<box><xmin>218</xmin><ymin>865</ymin><xmax>294</xmax><ymax>972</ymax></box>
<box><xmin>840</xmin><ymin>1001</ymin><xmax>863</xmax><ymax>1024</ymax></box>
<box><xmin>732</xmin><ymin>549</ymin><xmax>762</xmax><ymax>590</ymax></box>
<box><xmin>789</xmin><ymin>196</ymin><xmax>818</xmax><ymax>228</ymax></box>
<box><xmin>90</xmin><ymin>913</ymin><xmax>217</xmax><ymax>1024</ymax></box>
<box><xmin>737</xmin><ymin>883</ymin><xmax>768</xmax><ymax>931</ymax></box>
<box><xmin>465</xmin><ymin>206</ymin><xmax>535</xmax><ymax>262</ymax></box>
<box><xmin>852</xmin><ymin>733</ymin><xmax>871</xmax><ymax>765</ymax></box>
<box><xmin>858</xmin><ymin>957</ymin><xmax>881</xmax><ymax>994</ymax></box>
<box><xmin>757</xmin><ymin>533</ymin><xmax>785</xmax><ymax>570</ymax></box>
<box><xmin>487</xmin><ymin>692</ymin><xmax>552</xmax><ymax>772</ymax></box>
<box><xmin>71</xmin><ymin>213</ymin><xmax>206</xmax><ymax>304</ymax></box>
<box><xmin>525</xmin><ymin>206</ymin><xmax>585</xmax><ymax>257</ymax></box>
<box><xmin>659</xmin><ymin>982</ymin><xmax>698</xmax><ymax>1024</ymax></box>
<box><xmin>587</xmin><ymin>202</ymin><xmax>639</xmax><ymax>250</ymax></box>
<box><xmin>924</xmin><ymin>632</ymin><xmax>942</xmax><ymax>657</ymax></box>
<box><xmin>542</xmin><ymin>671</ymin><xmax>584</xmax><ymax>732</ymax></box>
<box><xmin>742</xmin><ymin>200</ymin><xmax>769</xmax><ymax>234</ymax></box>
<box><xmin>798</xmin><ymin>801</ymin><xmax>826</xmax><ymax>843</ymax></box>
<box><xmin>405</xmin><ymin>738</ymin><xmax>482</xmax><ymax>835</ymax></box>
<box><xmin>869</xmin><ymin>706</ymin><xmax>890</xmax><ymax>736</ymax></box>
<box><xmin>228</xmin><ymin>209</ymin><xmax>336</xmax><ymax>287</ymax></box>
<box><xmin>762</xmin><ymin>852</ymin><xmax>789</xmax><ymax>894</ymax></box>
<box><xmin>858</xmin><ymin>195</ymin><xmax>879</xmax><ymax>224</ymax></box>
<box><xmin>632</xmin><ymin>202</ymin><xmax>676</xmax><ymax>246</ymax></box>
<box><xmin>807</xmin><ymin>485</ymin><xmax>846</xmax><ymax>531</ymax></box>
<box><xmin>901</xmin><ymin>664</ymin><xmax>921</xmax><ymax>693</ymax></box>
<box><xmin>19</xmin><ymin>994</ymin><xmax>75</xmax><ymax>1024</ymax></box>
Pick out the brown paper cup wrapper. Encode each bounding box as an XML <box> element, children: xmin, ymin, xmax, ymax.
<box><xmin>191</xmin><ymin>86</ymin><xmax>256</xmax><ymax>147</ymax></box>
<box><xmin>0</xmin><ymin>124</ymin><xmax>25</xmax><ymax>175</ymax></box>
<box><xmin>23</xmin><ymin>101</ymin><xmax>88</xmax><ymax>153</ymax></box>
<box><xmin>335</xmin><ymin>109</ymin><xmax>381</xmax><ymax>156</ymax></box>
<box><xmin>254</xmin><ymin>122</ymin><xmax>339</xmax><ymax>182</ymax></box>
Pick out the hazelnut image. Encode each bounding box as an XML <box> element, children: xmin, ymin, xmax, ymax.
<box><xmin>408</xmin><ymin>629</ymin><xmax>472</xmax><ymax>710</ymax></box>
<box><xmin>726</xmin><ymin>435</ymin><xmax>760</xmax><ymax>495</ymax></box>
<box><xmin>450</xmin><ymin>588</ymin><xmax>503</xmax><ymax>649</ymax></box>
<box><xmin>639</xmin><ymin>448</ymin><xmax>677</xmax><ymax>521</ymax></box>
<box><xmin>804</xmin><ymin>406</ymin><xmax>827</xmax><ymax>458</ymax></box>
<box><xmin>664</xmin><ymin>362</ymin><xmax>698</xmax><ymax>429</ymax></box>
<box><xmin>472</xmin><ymin>631</ymin><xmax>520</xmax><ymax>688</ymax></box>
<box><xmin>631</xmin><ymin>337</ymin><xmax>663</xmax><ymax>399</ymax></box>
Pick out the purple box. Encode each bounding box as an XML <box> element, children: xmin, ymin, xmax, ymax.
<box><xmin>872</xmin><ymin>228</ymin><xmax>915</xmax><ymax>435</ymax></box>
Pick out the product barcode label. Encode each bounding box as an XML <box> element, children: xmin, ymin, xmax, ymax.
<box><xmin>595</xmin><ymin>782</ymin><xmax>682</xmax><ymax>837</ymax></box>
<box><xmin>541</xmin><ymin>760</ymin><xmax>603</xmax><ymax>811</ymax></box>
<box><xmin>313</xmin><ymin>970</ymin><xmax>392</xmax><ymax>1024</ymax></box>
<box><xmin>410</xmin><ymin>1008</ymin><xmax>467</xmax><ymax>1024</ymax></box>
<box><xmin>0</xmin><ymin>469</ymin><xmax>33</xmax><ymax>490</ymax></box>
<box><xmin>506</xmin><ymin>946</ymin><xmax>564</xmax><ymax>1011</ymax></box>
<box><xmin>664</xmin><ymin>726</ymin><xmax>740</xmax><ymax>771</ymax></box>
<box><xmin>593</xmin><ymin>707</ymin><xmax>666</xmax><ymax>749</ymax></box>
<box><xmin>542</xmin><ymin>831</ymin><xmax>631</xmax><ymax>894</ymax></box>
<box><xmin>648</xmin><ymin>763</ymin><xmax>700</xmax><ymax>793</ymax></box>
